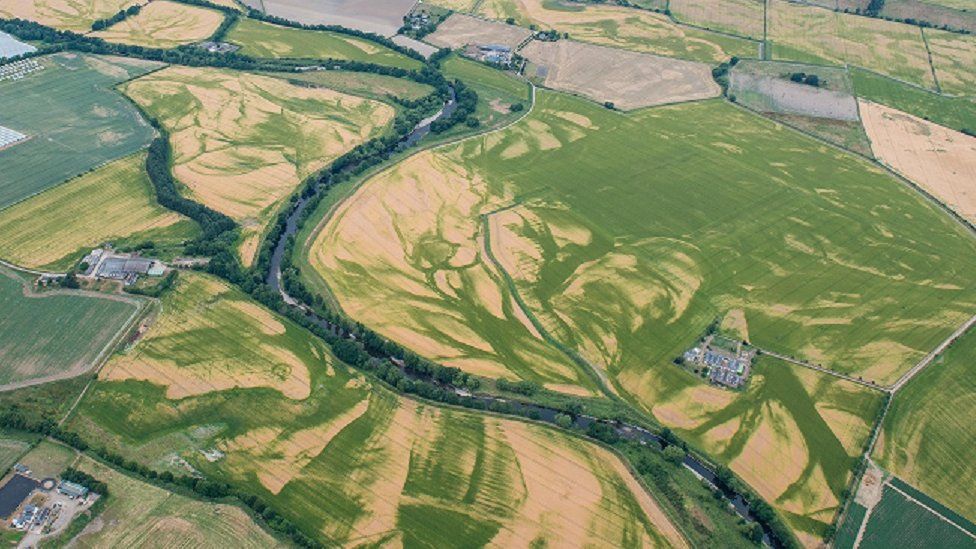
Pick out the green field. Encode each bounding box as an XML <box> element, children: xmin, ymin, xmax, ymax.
<box><xmin>96</xmin><ymin>272</ymin><xmax>336</xmax><ymax>401</ymax></box>
<box><xmin>314</xmin><ymin>91</ymin><xmax>976</xmax><ymax>390</ymax></box>
<box><xmin>18</xmin><ymin>440</ymin><xmax>76</xmax><ymax>478</ymax></box>
<box><xmin>859</xmin><ymin>483</ymin><xmax>976</xmax><ymax>548</ymax></box>
<box><xmin>0</xmin><ymin>53</ymin><xmax>161</xmax><ymax>211</ymax></box>
<box><xmin>0</xmin><ymin>153</ymin><xmax>198</xmax><ymax>271</ymax></box>
<box><xmin>310</xmin><ymin>90</ymin><xmax>976</xmax><ymax>541</ymax></box>
<box><xmin>442</xmin><ymin>54</ymin><xmax>531</xmax><ymax>129</ymax></box>
<box><xmin>70</xmin><ymin>456</ymin><xmax>283</xmax><ymax>548</ymax></box>
<box><xmin>833</xmin><ymin>502</ymin><xmax>867</xmax><ymax>549</ymax></box>
<box><xmin>0</xmin><ymin>436</ymin><xmax>33</xmax><ymax>475</ymax></box>
<box><xmin>269</xmin><ymin>70</ymin><xmax>435</xmax><ymax>102</ymax></box>
<box><xmin>769</xmin><ymin>0</ymin><xmax>936</xmax><ymax>89</ymax></box>
<box><xmin>69</xmin><ymin>274</ymin><xmax>680</xmax><ymax>547</ymax></box>
<box><xmin>0</xmin><ymin>265</ymin><xmax>142</xmax><ymax>388</ymax></box>
<box><xmin>851</xmin><ymin>68</ymin><xmax>976</xmax><ymax>133</ymax></box>
<box><xmin>874</xmin><ymin>328</ymin><xmax>976</xmax><ymax>522</ymax></box>
<box><xmin>226</xmin><ymin>18</ymin><xmax>421</xmax><ymax>70</ymax></box>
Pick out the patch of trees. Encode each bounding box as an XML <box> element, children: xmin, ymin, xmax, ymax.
<box><xmin>60</xmin><ymin>468</ymin><xmax>109</xmax><ymax>496</ymax></box>
<box><xmin>209</xmin><ymin>11</ymin><xmax>239</xmax><ymax>42</ymax></box>
<box><xmin>126</xmin><ymin>270</ymin><xmax>179</xmax><ymax>297</ymax></box>
<box><xmin>711</xmin><ymin>56</ymin><xmax>739</xmax><ymax>92</ymax></box>
<box><xmin>789</xmin><ymin>72</ymin><xmax>822</xmax><ymax>87</ymax></box>
<box><xmin>431</xmin><ymin>79</ymin><xmax>478</xmax><ymax>132</ymax></box>
<box><xmin>91</xmin><ymin>4</ymin><xmax>141</xmax><ymax>31</ymax></box>
<box><xmin>865</xmin><ymin>0</ymin><xmax>885</xmax><ymax>17</ymax></box>
<box><xmin>496</xmin><ymin>379</ymin><xmax>541</xmax><ymax>396</ymax></box>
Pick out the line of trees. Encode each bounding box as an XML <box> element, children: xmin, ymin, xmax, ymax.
<box><xmin>90</xmin><ymin>4</ymin><xmax>141</xmax><ymax>31</ymax></box>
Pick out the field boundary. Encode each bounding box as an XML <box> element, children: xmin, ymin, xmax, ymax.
<box><xmin>886</xmin><ymin>481</ymin><xmax>976</xmax><ymax>540</ymax></box>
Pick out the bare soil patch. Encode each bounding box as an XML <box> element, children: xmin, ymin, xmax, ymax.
<box><xmin>860</xmin><ymin>100</ymin><xmax>976</xmax><ymax>224</ymax></box>
<box><xmin>521</xmin><ymin>39</ymin><xmax>720</xmax><ymax>110</ymax></box>
<box><xmin>730</xmin><ymin>69</ymin><xmax>859</xmax><ymax>121</ymax></box>
<box><xmin>427</xmin><ymin>13</ymin><xmax>533</xmax><ymax>50</ymax></box>
<box><xmin>240</xmin><ymin>0</ymin><xmax>416</xmax><ymax>35</ymax></box>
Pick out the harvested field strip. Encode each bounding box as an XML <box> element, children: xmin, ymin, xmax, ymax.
<box><xmin>122</xmin><ymin>65</ymin><xmax>395</xmax><ymax>266</ymax></box>
<box><xmin>0</xmin><ymin>0</ymin><xmax>141</xmax><ymax>32</ymax></box>
<box><xmin>769</xmin><ymin>0</ymin><xmax>935</xmax><ymax>89</ymax></box>
<box><xmin>99</xmin><ymin>272</ymin><xmax>331</xmax><ymax>400</ymax></box>
<box><xmin>476</xmin><ymin>0</ymin><xmax>758</xmax><ymax>63</ymax></box>
<box><xmin>669</xmin><ymin>0</ymin><xmax>765</xmax><ymax>39</ymax></box>
<box><xmin>874</xmin><ymin>328</ymin><xmax>976</xmax><ymax>523</ymax></box>
<box><xmin>860</xmin><ymin>100</ymin><xmax>976</xmax><ymax>224</ymax></box>
<box><xmin>850</xmin><ymin>68</ymin><xmax>976</xmax><ymax>134</ymax></box>
<box><xmin>267</xmin><ymin>70</ymin><xmax>434</xmax><ymax>102</ymax></box>
<box><xmin>91</xmin><ymin>0</ymin><xmax>225</xmax><ymax>49</ymax></box>
<box><xmin>0</xmin><ymin>53</ymin><xmax>161</xmax><ymax>211</ymax></box>
<box><xmin>426</xmin><ymin>13</ymin><xmax>533</xmax><ymax>51</ymax></box>
<box><xmin>521</xmin><ymin>39</ymin><xmax>720</xmax><ymax>110</ymax></box>
<box><xmin>0</xmin><ymin>264</ymin><xmax>142</xmax><ymax>388</ymax></box>
<box><xmin>0</xmin><ymin>153</ymin><xmax>197</xmax><ymax>271</ymax></box>
<box><xmin>226</xmin><ymin>18</ymin><xmax>421</xmax><ymax>69</ymax></box>
<box><xmin>72</xmin><ymin>456</ymin><xmax>283</xmax><ymax>548</ymax></box>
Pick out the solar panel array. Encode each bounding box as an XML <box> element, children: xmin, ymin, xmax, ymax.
<box><xmin>0</xmin><ymin>125</ymin><xmax>27</xmax><ymax>149</ymax></box>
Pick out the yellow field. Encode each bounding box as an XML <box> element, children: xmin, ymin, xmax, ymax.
<box><xmin>669</xmin><ymin>0</ymin><xmax>765</xmax><ymax>39</ymax></box>
<box><xmin>309</xmin><ymin>149</ymin><xmax>595</xmax><ymax>391</ymax></box>
<box><xmin>860</xmin><ymin>100</ymin><xmax>976</xmax><ymax>224</ymax></box>
<box><xmin>422</xmin><ymin>0</ymin><xmax>479</xmax><ymax>10</ymax></box>
<box><xmin>218</xmin><ymin>391</ymin><xmax>686</xmax><ymax>547</ymax></box>
<box><xmin>0</xmin><ymin>153</ymin><xmax>192</xmax><ymax>270</ymax></box>
<box><xmin>0</xmin><ymin>0</ymin><xmax>139</xmax><ymax>32</ymax></box>
<box><xmin>477</xmin><ymin>0</ymin><xmax>757</xmax><ymax>63</ymax></box>
<box><xmin>925</xmin><ymin>29</ymin><xmax>976</xmax><ymax>97</ymax></box>
<box><xmin>769</xmin><ymin>0</ymin><xmax>935</xmax><ymax>89</ymax></box>
<box><xmin>100</xmin><ymin>272</ymin><xmax>331</xmax><ymax>400</ymax></box>
<box><xmin>91</xmin><ymin>0</ymin><xmax>224</xmax><ymax>49</ymax></box>
<box><xmin>123</xmin><ymin>66</ymin><xmax>395</xmax><ymax>265</ymax></box>
<box><xmin>73</xmin><ymin>456</ymin><xmax>283</xmax><ymax>548</ymax></box>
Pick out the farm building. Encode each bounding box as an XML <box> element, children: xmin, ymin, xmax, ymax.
<box><xmin>57</xmin><ymin>480</ymin><xmax>88</xmax><ymax>499</ymax></box>
<box><xmin>83</xmin><ymin>248</ymin><xmax>167</xmax><ymax>285</ymax></box>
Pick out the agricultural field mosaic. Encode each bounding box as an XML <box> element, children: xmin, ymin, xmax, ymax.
<box><xmin>475</xmin><ymin>0</ymin><xmax>759</xmax><ymax>63</ymax></box>
<box><xmin>0</xmin><ymin>53</ymin><xmax>160</xmax><ymax>211</ymax></box>
<box><xmin>121</xmin><ymin>65</ymin><xmax>395</xmax><ymax>266</ymax></box>
<box><xmin>874</xmin><ymin>328</ymin><xmax>976</xmax><ymax>523</ymax></box>
<box><xmin>69</xmin><ymin>275</ymin><xmax>680</xmax><ymax>547</ymax></box>
<box><xmin>0</xmin><ymin>153</ymin><xmax>198</xmax><ymax>271</ymax></box>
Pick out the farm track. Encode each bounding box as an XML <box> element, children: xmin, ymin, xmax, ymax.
<box><xmin>757</xmin><ymin>348</ymin><xmax>885</xmax><ymax>391</ymax></box>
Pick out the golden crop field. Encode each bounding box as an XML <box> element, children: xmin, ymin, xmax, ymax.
<box><xmin>0</xmin><ymin>153</ymin><xmax>195</xmax><ymax>270</ymax></box>
<box><xmin>122</xmin><ymin>66</ymin><xmax>395</xmax><ymax>265</ymax></box>
<box><xmin>0</xmin><ymin>0</ymin><xmax>140</xmax><ymax>32</ymax></box>
<box><xmin>91</xmin><ymin>0</ymin><xmax>225</xmax><ymax>49</ymax></box>
<box><xmin>477</xmin><ymin>0</ymin><xmax>758</xmax><ymax>63</ymax></box>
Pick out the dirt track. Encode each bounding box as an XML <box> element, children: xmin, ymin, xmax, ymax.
<box><xmin>521</xmin><ymin>39</ymin><xmax>720</xmax><ymax>110</ymax></box>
